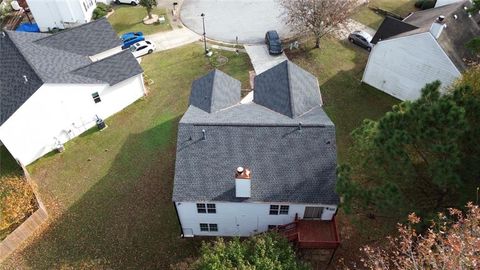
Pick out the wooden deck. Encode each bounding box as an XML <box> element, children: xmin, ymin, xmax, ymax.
<box><xmin>276</xmin><ymin>217</ymin><xmax>340</xmax><ymax>249</ymax></box>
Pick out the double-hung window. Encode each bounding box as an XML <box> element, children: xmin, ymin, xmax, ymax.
<box><xmin>269</xmin><ymin>205</ymin><xmax>289</xmax><ymax>215</ymax></box>
<box><xmin>197</xmin><ymin>203</ymin><xmax>216</xmax><ymax>214</ymax></box>
<box><xmin>200</xmin><ymin>223</ymin><xmax>218</xmax><ymax>232</ymax></box>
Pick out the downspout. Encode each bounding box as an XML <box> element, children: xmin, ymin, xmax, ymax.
<box><xmin>172</xmin><ymin>202</ymin><xmax>185</xmax><ymax>237</ymax></box>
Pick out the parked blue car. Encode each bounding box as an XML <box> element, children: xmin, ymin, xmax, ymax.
<box><xmin>121</xmin><ymin>32</ymin><xmax>144</xmax><ymax>49</ymax></box>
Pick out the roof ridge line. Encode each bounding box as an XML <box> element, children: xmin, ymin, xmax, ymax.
<box><xmin>285</xmin><ymin>60</ymin><xmax>296</xmax><ymax>118</ymax></box>
<box><xmin>33</xmin><ymin>17</ymin><xmax>109</xmax><ymax>43</ymax></box>
<box><xmin>210</xmin><ymin>69</ymin><xmax>217</xmax><ymax>112</ymax></box>
<box><xmin>71</xmin><ymin>49</ymin><xmax>129</xmax><ymax>72</ymax></box>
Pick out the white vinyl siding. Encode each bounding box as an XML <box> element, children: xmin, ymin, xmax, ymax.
<box><xmin>363</xmin><ymin>32</ymin><xmax>461</xmax><ymax>101</ymax></box>
<box><xmin>175</xmin><ymin>201</ymin><xmax>337</xmax><ymax>237</ymax></box>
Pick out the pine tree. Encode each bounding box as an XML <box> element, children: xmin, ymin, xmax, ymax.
<box><xmin>337</xmin><ymin>80</ymin><xmax>480</xmax><ymax>221</ymax></box>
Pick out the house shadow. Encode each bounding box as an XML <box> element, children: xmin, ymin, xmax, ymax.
<box><xmin>16</xmin><ymin>116</ymin><xmax>204</xmax><ymax>269</ymax></box>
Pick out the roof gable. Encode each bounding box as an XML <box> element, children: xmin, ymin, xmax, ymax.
<box><xmin>189</xmin><ymin>70</ymin><xmax>241</xmax><ymax>113</ymax></box>
<box><xmin>371</xmin><ymin>16</ymin><xmax>418</xmax><ymax>44</ymax></box>
<box><xmin>253</xmin><ymin>60</ymin><xmax>322</xmax><ymax>118</ymax></box>
<box><xmin>379</xmin><ymin>1</ymin><xmax>480</xmax><ymax>70</ymax></box>
<box><xmin>33</xmin><ymin>18</ymin><xmax>121</xmax><ymax>56</ymax></box>
<box><xmin>71</xmin><ymin>50</ymin><xmax>143</xmax><ymax>86</ymax></box>
<box><xmin>0</xmin><ymin>34</ymin><xmax>43</xmax><ymax>125</ymax></box>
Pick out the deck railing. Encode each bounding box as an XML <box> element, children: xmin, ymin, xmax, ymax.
<box><xmin>275</xmin><ymin>216</ymin><xmax>340</xmax><ymax>249</ymax></box>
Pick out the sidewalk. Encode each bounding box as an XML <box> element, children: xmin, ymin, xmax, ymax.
<box><xmin>146</xmin><ymin>27</ymin><xmax>200</xmax><ymax>52</ymax></box>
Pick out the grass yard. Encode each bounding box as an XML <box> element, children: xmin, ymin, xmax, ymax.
<box><xmin>108</xmin><ymin>6</ymin><xmax>172</xmax><ymax>35</ymax></box>
<box><xmin>0</xmin><ymin>44</ymin><xmax>251</xmax><ymax>269</ymax></box>
<box><xmin>0</xmin><ymin>36</ymin><xmax>398</xmax><ymax>268</ymax></box>
<box><xmin>352</xmin><ymin>0</ymin><xmax>419</xmax><ymax>29</ymax></box>
<box><xmin>0</xmin><ymin>146</ymin><xmax>22</xmax><ymax>177</ymax></box>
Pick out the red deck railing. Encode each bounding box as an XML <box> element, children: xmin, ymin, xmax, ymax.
<box><xmin>275</xmin><ymin>216</ymin><xmax>340</xmax><ymax>249</ymax></box>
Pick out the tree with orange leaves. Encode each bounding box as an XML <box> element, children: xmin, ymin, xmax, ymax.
<box><xmin>353</xmin><ymin>203</ymin><xmax>480</xmax><ymax>270</ymax></box>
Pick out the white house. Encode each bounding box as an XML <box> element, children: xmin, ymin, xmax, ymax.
<box><xmin>363</xmin><ymin>1</ymin><xmax>480</xmax><ymax>101</ymax></box>
<box><xmin>0</xmin><ymin>18</ymin><xmax>146</xmax><ymax>166</ymax></box>
<box><xmin>26</xmin><ymin>0</ymin><xmax>96</xmax><ymax>32</ymax></box>
<box><xmin>435</xmin><ymin>0</ymin><xmax>465</xmax><ymax>8</ymax></box>
<box><xmin>172</xmin><ymin>61</ymin><xmax>339</xmax><ymax>241</ymax></box>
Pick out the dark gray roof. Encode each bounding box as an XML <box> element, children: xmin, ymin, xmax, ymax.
<box><xmin>33</xmin><ymin>18</ymin><xmax>122</xmax><ymax>56</ymax></box>
<box><xmin>381</xmin><ymin>1</ymin><xmax>480</xmax><ymax>70</ymax></box>
<box><xmin>0</xmin><ymin>19</ymin><xmax>143</xmax><ymax>125</ymax></box>
<box><xmin>371</xmin><ymin>16</ymin><xmax>418</xmax><ymax>44</ymax></box>
<box><xmin>0</xmin><ymin>33</ymin><xmax>43</xmax><ymax>125</ymax></box>
<box><xmin>189</xmin><ymin>69</ymin><xmax>241</xmax><ymax>113</ymax></box>
<box><xmin>6</xmin><ymin>30</ymin><xmax>98</xmax><ymax>84</ymax></box>
<box><xmin>72</xmin><ymin>50</ymin><xmax>143</xmax><ymax>86</ymax></box>
<box><xmin>254</xmin><ymin>60</ymin><xmax>322</xmax><ymax>118</ymax></box>
<box><xmin>173</xmin><ymin>62</ymin><xmax>339</xmax><ymax>205</ymax></box>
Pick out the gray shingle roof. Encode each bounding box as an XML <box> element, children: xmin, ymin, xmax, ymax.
<box><xmin>189</xmin><ymin>69</ymin><xmax>241</xmax><ymax>113</ymax></box>
<box><xmin>371</xmin><ymin>16</ymin><xmax>418</xmax><ymax>44</ymax></box>
<box><xmin>72</xmin><ymin>50</ymin><xmax>143</xmax><ymax>86</ymax></box>
<box><xmin>0</xmin><ymin>33</ymin><xmax>43</xmax><ymax>125</ymax></box>
<box><xmin>0</xmin><ymin>19</ymin><xmax>143</xmax><ymax>125</ymax></box>
<box><xmin>173</xmin><ymin>61</ymin><xmax>339</xmax><ymax>205</ymax></box>
<box><xmin>33</xmin><ymin>18</ymin><xmax>122</xmax><ymax>56</ymax></box>
<box><xmin>254</xmin><ymin>60</ymin><xmax>322</xmax><ymax>118</ymax></box>
<box><xmin>381</xmin><ymin>1</ymin><xmax>480</xmax><ymax>70</ymax></box>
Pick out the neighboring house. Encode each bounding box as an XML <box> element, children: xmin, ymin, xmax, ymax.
<box><xmin>26</xmin><ymin>0</ymin><xmax>96</xmax><ymax>32</ymax></box>
<box><xmin>0</xmin><ymin>18</ymin><xmax>146</xmax><ymax>166</ymax></box>
<box><xmin>435</xmin><ymin>0</ymin><xmax>464</xmax><ymax>8</ymax></box>
<box><xmin>173</xmin><ymin>61</ymin><xmax>340</xmax><ymax>244</ymax></box>
<box><xmin>363</xmin><ymin>1</ymin><xmax>480</xmax><ymax>101</ymax></box>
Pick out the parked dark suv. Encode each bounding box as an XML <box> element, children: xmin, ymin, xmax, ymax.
<box><xmin>348</xmin><ymin>31</ymin><xmax>373</xmax><ymax>52</ymax></box>
<box><xmin>265</xmin><ymin>30</ymin><xmax>283</xmax><ymax>55</ymax></box>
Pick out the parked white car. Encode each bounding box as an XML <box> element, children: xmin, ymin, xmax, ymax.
<box><xmin>129</xmin><ymin>40</ymin><xmax>156</xmax><ymax>58</ymax></box>
<box><xmin>115</xmin><ymin>0</ymin><xmax>139</xmax><ymax>5</ymax></box>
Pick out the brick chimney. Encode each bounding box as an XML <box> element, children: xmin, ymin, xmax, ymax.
<box><xmin>235</xmin><ymin>167</ymin><xmax>251</xmax><ymax>198</ymax></box>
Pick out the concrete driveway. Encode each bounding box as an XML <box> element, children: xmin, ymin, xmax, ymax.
<box><xmin>146</xmin><ymin>28</ymin><xmax>200</xmax><ymax>52</ymax></box>
<box><xmin>180</xmin><ymin>0</ymin><xmax>292</xmax><ymax>44</ymax></box>
<box><xmin>244</xmin><ymin>45</ymin><xmax>288</xmax><ymax>74</ymax></box>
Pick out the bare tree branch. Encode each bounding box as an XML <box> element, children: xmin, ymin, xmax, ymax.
<box><xmin>278</xmin><ymin>0</ymin><xmax>358</xmax><ymax>48</ymax></box>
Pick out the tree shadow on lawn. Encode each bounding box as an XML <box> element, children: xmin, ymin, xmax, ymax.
<box><xmin>17</xmin><ymin>116</ymin><xmax>204</xmax><ymax>269</ymax></box>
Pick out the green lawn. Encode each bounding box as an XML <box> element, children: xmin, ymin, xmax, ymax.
<box><xmin>0</xmin><ymin>146</ymin><xmax>22</xmax><ymax>177</ymax></box>
<box><xmin>352</xmin><ymin>0</ymin><xmax>419</xmax><ymax>29</ymax></box>
<box><xmin>108</xmin><ymin>6</ymin><xmax>172</xmax><ymax>35</ymax></box>
<box><xmin>1</xmin><ymin>37</ymin><xmax>399</xmax><ymax>268</ymax></box>
<box><xmin>0</xmin><ymin>44</ymin><xmax>251</xmax><ymax>269</ymax></box>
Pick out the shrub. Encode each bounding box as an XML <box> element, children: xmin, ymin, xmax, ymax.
<box><xmin>0</xmin><ymin>175</ymin><xmax>36</xmax><ymax>239</ymax></box>
<box><xmin>414</xmin><ymin>0</ymin><xmax>437</xmax><ymax>9</ymax></box>
<box><xmin>92</xmin><ymin>3</ymin><xmax>111</xmax><ymax>20</ymax></box>
<box><xmin>195</xmin><ymin>232</ymin><xmax>309</xmax><ymax>269</ymax></box>
<box><xmin>421</xmin><ymin>0</ymin><xmax>436</xmax><ymax>9</ymax></box>
<box><xmin>414</xmin><ymin>0</ymin><xmax>424</xmax><ymax>8</ymax></box>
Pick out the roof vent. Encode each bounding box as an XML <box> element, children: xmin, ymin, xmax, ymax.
<box><xmin>235</xmin><ymin>167</ymin><xmax>251</xmax><ymax>198</ymax></box>
<box><xmin>437</xmin><ymin>15</ymin><xmax>445</xmax><ymax>23</ymax></box>
<box><xmin>1</xmin><ymin>32</ymin><xmax>5</xmax><ymax>38</ymax></box>
<box><xmin>202</xmin><ymin>129</ymin><xmax>206</xmax><ymax>140</ymax></box>
<box><xmin>23</xmin><ymin>75</ymin><xmax>28</xmax><ymax>84</ymax></box>
<box><xmin>453</xmin><ymin>14</ymin><xmax>458</xmax><ymax>20</ymax></box>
